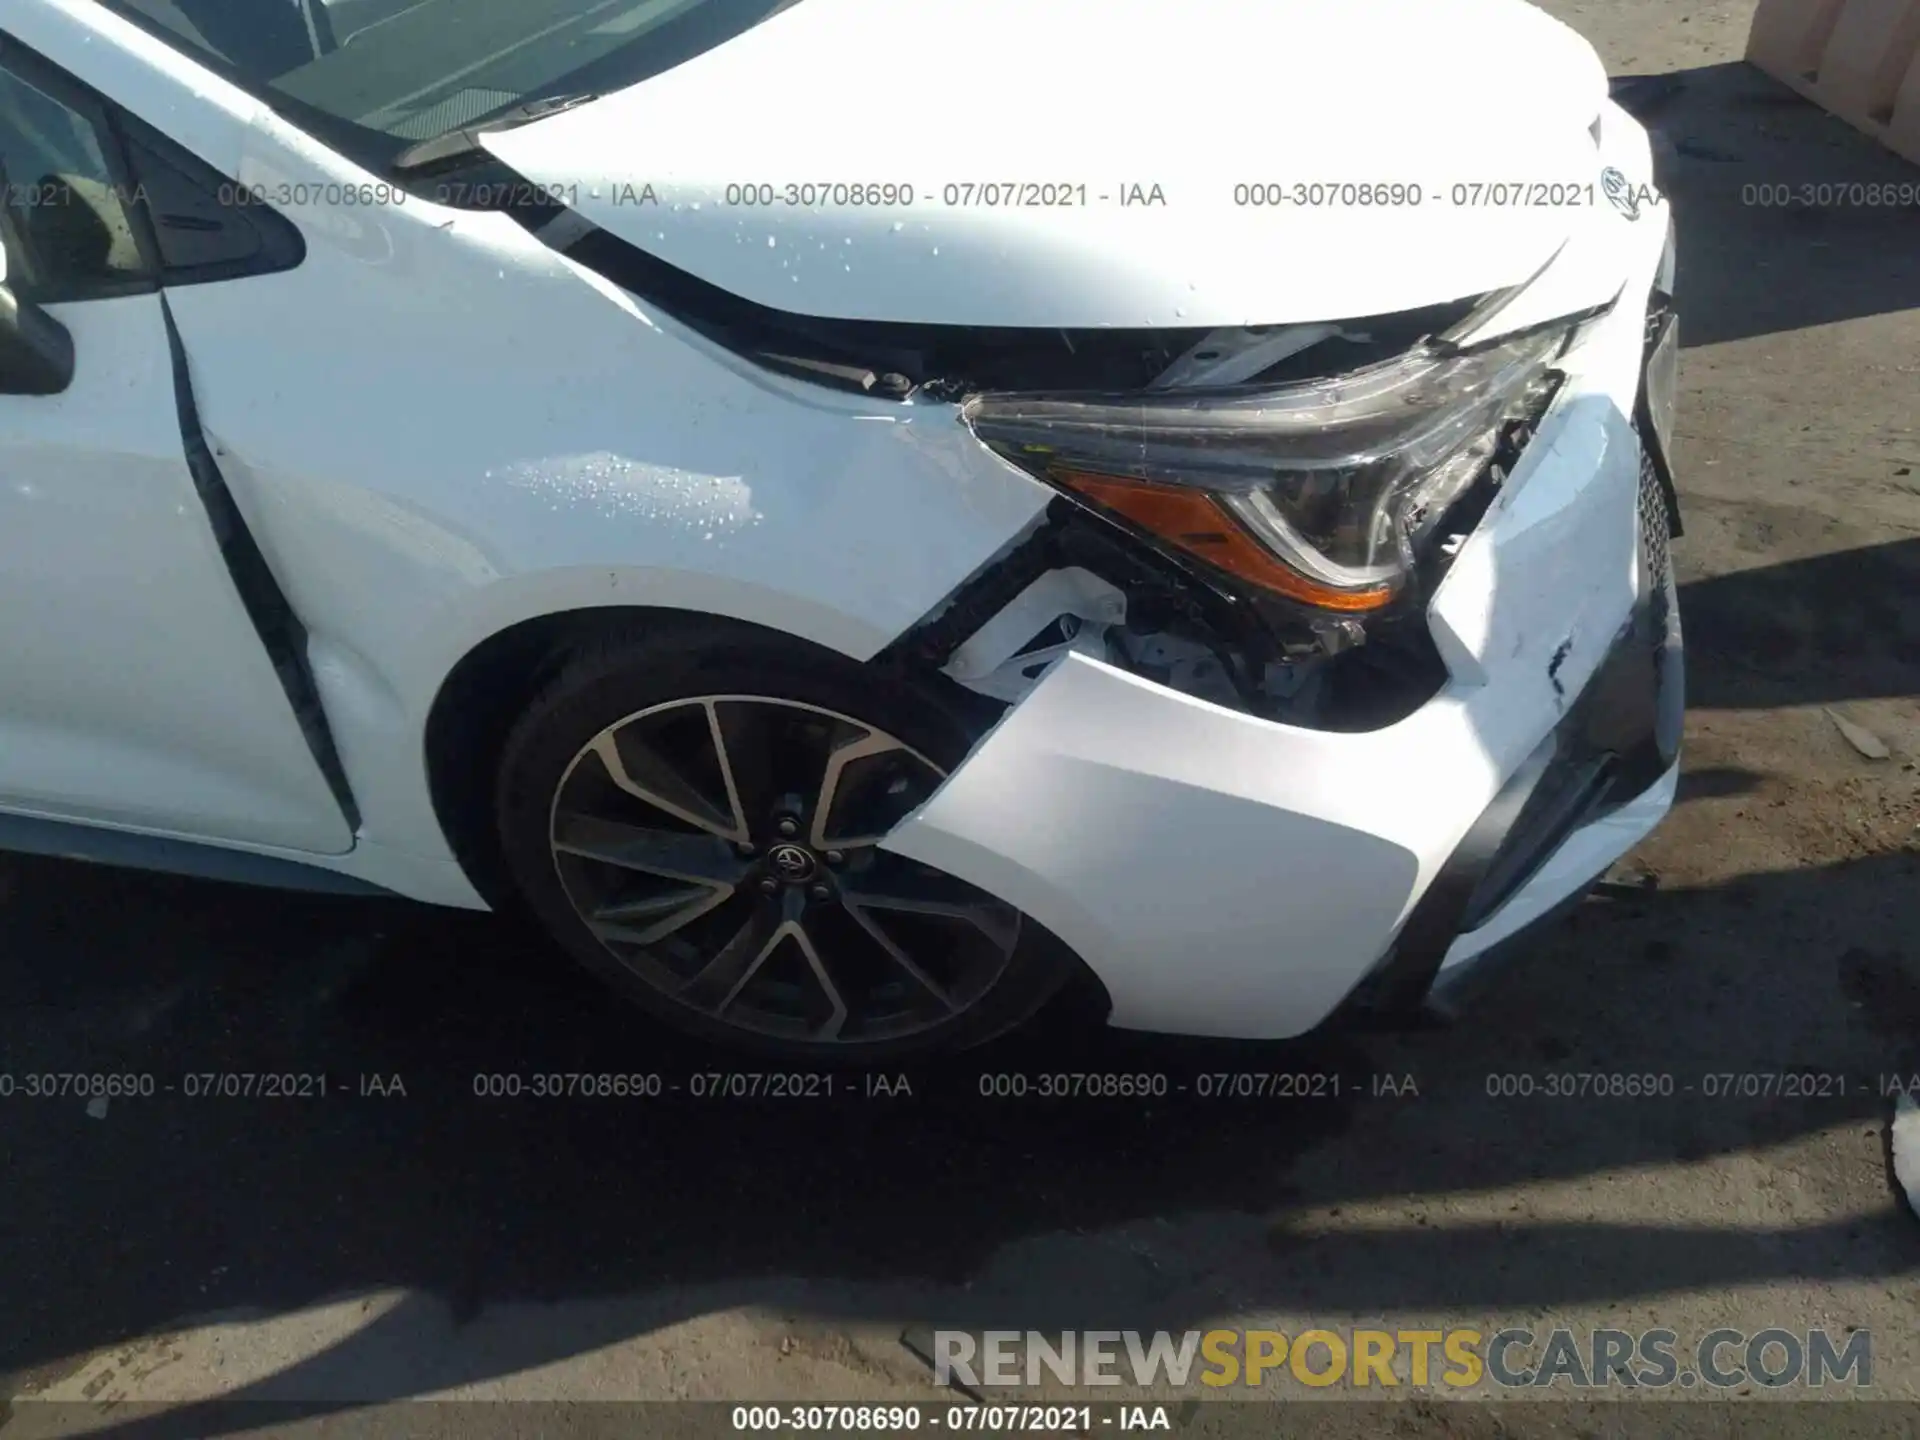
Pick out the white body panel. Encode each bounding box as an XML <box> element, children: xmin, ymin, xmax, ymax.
<box><xmin>6</xmin><ymin>0</ymin><xmax>1050</xmax><ymax>902</ymax></box>
<box><xmin>489</xmin><ymin>0</ymin><xmax>1612</xmax><ymax>328</ymax></box>
<box><xmin>1452</xmin><ymin>105</ymin><xmax>1664</xmax><ymax>347</ymax></box>
<box><xmin>1</xmin><ymin>0</ymin><xmax>1678</xmax><ymax>1038</ymax></box>
<box><xmin>0</xmin><ymin>295</ymin><xmax>351</xmax><ymax>853</ymax></box>
<box><xmin>884</xmin><ymin>145</ymin><xmax>1675</xmax><ymax>1037</ymax></box>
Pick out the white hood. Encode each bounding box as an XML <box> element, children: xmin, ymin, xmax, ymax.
<box><xmin>485</xmin><ymin>0</ymin><xmax>1612</xmax><ymax>329</ymax></box>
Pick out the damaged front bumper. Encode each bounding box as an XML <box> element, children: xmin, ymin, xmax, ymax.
<box><xmin>881</xmin><ymin>220</ymin><xmax>1681</xmax><ymax>1040</ymax></box>
<box><xmin>1351</xmin><ymin>433</ymin><xmax>1684</xmax><ymax>1024</ymax></box>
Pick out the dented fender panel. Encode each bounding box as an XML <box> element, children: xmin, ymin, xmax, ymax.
<box><xmin>22</xmin><ymin>0</ymin><xmax>1052</xmax><ymax>896</ymax></box>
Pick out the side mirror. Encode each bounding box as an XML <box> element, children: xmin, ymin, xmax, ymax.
<box><xmin>0</xmin><ymin>168</ymin><xmax>75</xmax><ymax>396</ymax></box>
<box><xmin>0</xmin><ymin>279</ymin><xmax>75</xmax><ymax>395</ymax></box>
<box><xmin>0</xmin><ymin>247</ymin><xmax>74</xmax><ymax>396</ymax></box>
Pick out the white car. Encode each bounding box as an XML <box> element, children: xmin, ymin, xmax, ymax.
<box><xmin>0</xmin><ymin>0</ymin><xmax>1682</xmax><ymax>1060</ymax></box>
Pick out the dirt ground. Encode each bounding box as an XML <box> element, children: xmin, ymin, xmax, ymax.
<box><xmin>4</xmin><ymin>0</ymin><xmax>1920</xmax><ymax>1435</ymax></box>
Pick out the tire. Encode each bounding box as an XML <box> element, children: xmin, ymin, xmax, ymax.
<box><xmin>493</xmin><ymin>618</ymin><xmax>1072</xmax><ymax>1062</ymax></box>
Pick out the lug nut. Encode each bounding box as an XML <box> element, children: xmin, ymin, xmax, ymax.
<box><xmin>825</xmin><ymin>850</ymin><xmax>845</xmax><ymax>866</ymax></box>
<box><xmin>776</xmin><ymin>817</ymin><xmax>799</xmax><ymax>838</ymax></box>
<box><xmin>759</xmin><ymin>878</ymin><xmax>778</xmax><ymax>894</ymax></box>
<box><xmin>809</xmin><ymin>884</ymin><xmax>831</xmax><ymax>901</ymax></box>
<box><xmin>736</xmin><ymin>841</ymin><xmax>756</xmax><ymax>857</ymax></box>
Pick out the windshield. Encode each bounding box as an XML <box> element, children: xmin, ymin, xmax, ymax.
<box><xmin>101</xmin><ymin>0</ymin><xmax>802</xmax><ymax>173</ymax></box>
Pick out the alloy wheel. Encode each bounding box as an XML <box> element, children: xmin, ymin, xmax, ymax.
<box><xmin>546</xmin><ymin>696</ymin><xmax>1020</xmax><ymax>1044</ymax></box>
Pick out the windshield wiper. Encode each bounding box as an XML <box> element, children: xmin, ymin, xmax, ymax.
<box><xmin>389</xmin><ymin>92</ymin><xmax>598</xmax><ymax>175</ymax></box>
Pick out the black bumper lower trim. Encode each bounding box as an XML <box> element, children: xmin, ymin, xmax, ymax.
<box><xmin>1334</xmin><ymin>386</ymin><xmax>1683</xmax><ymax>1027</ymax></box>
<box><xmin>1422</xmin><ymin>870</ymin><xmax>1601</xmax><ymax>1020</ymax></box>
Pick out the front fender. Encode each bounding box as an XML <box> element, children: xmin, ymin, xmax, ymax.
<box><xmin>43</xmin><ymin>10</ymin><xmax>1051</xmax><ymax>888</ymax></box>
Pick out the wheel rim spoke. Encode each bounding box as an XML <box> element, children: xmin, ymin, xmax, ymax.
<box><xmin>839</xmin><ymin>901</ymin><xmax>956</xmax><ymax>1012</ymax></box>
<box><xmin>588</xmin><ymin>730</ymin><xmax>745</xmax><ymax>842</ymax></box>
<box><xmin>701</xmin><ymin>700</ymin><xmax>752</xmax><ymax>841</ymax></box>
<box><xmin>808</xmin><ymin>727</ymin><xmax>907</xmax><ymax>850</ymax></box>
<box><xmin>588</xmin><ymin>884</ymin><xmax>734</xmax><ymax>946</ymax></box>
<box><xmin>678</xmin><ymin>896</ymin><xmax>784</xmax><ymax>1013</ymax></box>
<box><xmin>553</xmin><ymin>811</ymin><xmax>749</xmax><ymax>887</ymax></box>
<box><xmin>785</xmin><ymin>898</ymin><xmax>851</xmax><ymax>1040</ymax></box>
<box><xmin>841</xmin><ymin>862</ymin><xmax>1019</xmax><ymax>946</ymax></box>
<box><xmin>552</xmin><ymin>696</ymin><xmax>1018</xmax><ymax>1044</ymax></box>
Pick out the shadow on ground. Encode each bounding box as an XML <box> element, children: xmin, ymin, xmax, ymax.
<box><xmin>1679</xmin><ymin>538</ymin><xmax>1920</xmax><ymax>710</ymax></box>
<box><xmin>1613</xmin><ymin>62</ymin><xmax>1920</xmax><ymax>346</ymax></box>
<box><xmin>2</xmin><ymin>820</ymin><xmax>1918</xmax><ymax>1424</ymax></box>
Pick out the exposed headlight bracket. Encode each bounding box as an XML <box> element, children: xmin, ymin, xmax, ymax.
<box><xmin>942</xmin><ymin>566</ymin><xmax>1127</xmax><ymax>695</ymax></box>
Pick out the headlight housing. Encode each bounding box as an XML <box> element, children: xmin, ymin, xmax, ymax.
<box><xmin>962</xmin><ymin>323</ymin><xmax>1571</xmax><ymax>613</ymax></box>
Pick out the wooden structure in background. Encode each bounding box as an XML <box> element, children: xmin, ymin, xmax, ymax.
<box><xmin>1746</xmin><ymin>0</ymin><xmax>1920</xmax><ymax>163</ymax></box>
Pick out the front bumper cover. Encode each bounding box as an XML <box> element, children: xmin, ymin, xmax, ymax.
<box><xmin>880</xmin><ymin>377</ymin><xmax>1658</xmax><ymax>1040</ymax></box>
<box><xmin>882</xmin><ymin>213</ymin><xmax>1678</xmax><ymax>1041</ymax></box>
<box><xmin>1345</xmin><ymin>429</ymin><xmax>1684</xmax><ymax>1023</ymax></box>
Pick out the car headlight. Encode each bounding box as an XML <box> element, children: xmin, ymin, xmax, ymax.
<box><xmin>962</xmin><ymin>323</ymin><xmax>1571</xmax><ymax>613</ymax></box>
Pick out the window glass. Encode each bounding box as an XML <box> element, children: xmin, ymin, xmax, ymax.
<box><xmin>0</xmin><ymin>63</ymin><xmax>145</xmax><ymax>300</ymax></box>
<box><xmin>105</xmin><ymin>0</ymin><xmax>803</xmax><ymax>178</ymax></box>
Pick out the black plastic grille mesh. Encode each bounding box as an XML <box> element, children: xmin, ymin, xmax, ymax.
<box><xmin>1636</xmin><ymin>441</ymin><xmax>1673</xmax><ymax>604</ymax></box>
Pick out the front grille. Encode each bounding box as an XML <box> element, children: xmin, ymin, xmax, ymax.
<box><xmin>1636</xmin><ymin>440</ymin><xmax>1673</xmax><ymax>604</ymax></box>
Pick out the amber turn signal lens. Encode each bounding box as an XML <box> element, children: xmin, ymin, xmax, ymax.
<box><xmin>1052</xmin><ymin>470</ymin><xmax>1396</xmax><ymax>614</ymax></box>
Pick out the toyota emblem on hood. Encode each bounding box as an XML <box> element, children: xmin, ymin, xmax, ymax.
<box><xmin>1601</xmin><ymin>166</ymin><xmax>1642</xmax><ymax>220</ymax></box>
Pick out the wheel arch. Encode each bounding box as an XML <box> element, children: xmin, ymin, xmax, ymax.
<box><xmin>418</xmin><ymin>598</ymin><xmax>1107</xmax><ymax>1051</ymax></box>
<box><xmin>422</xmin><ymin>604</ymin><xmax>881</xmax><ymax>910</ymax></box>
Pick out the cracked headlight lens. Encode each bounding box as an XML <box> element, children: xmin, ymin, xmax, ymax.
<box><xmin>963</xmin><ymin>323</ymin><xmax>1570</xmax><ymax>612</ymax></box>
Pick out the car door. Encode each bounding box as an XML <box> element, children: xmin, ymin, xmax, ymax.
<box><xmin>0</xmin><ymin>42</ymin><xmax>353</xmax><ymax>854</ymax></box>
